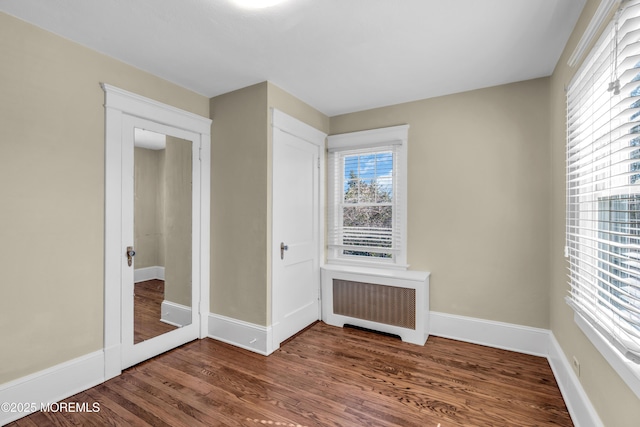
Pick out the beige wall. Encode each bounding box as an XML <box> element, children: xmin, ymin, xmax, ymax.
<box><xmin>163</xmin><ymin>136</ymin><xmax>193</xmax><ymax>307</ymax></box>
<box><xmin>0</xmin><ymin>12</ymin><xmax>208</xmax><ymax>384</ymax></box>
<box><xmin>134</xmin><ymin>147</ymin><xmax>165</xmax><ymax>269</ymax></box>
<box><xmin>209</xmin><ymin>82</ymin><xmax>328</xmax><ymax>326</ymax></box>
<box><xmin>5</xmin><ymin>5</ymin><xmax>639</xmax><ymax>424</ymax></box>
<box><xmin>210</xmin><ymin>83</ymin><xmax>269</xmax><ymax>325</ymax></box>
<box><xmin>549</xmin><ymin>1</ymin><xmax>640</xmax><ymax>425</ymax></box>
<box><xmin>331</xmin><ymin>78</ymin><xmax>551</xmax><ymax>329</ymax></box>
<box><xmin>135</xmin><ymin>137</ymin><xmax>192</xmax><ymax>306</ymax></box>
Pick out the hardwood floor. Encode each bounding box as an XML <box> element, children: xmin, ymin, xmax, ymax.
<box><xmin>9</xmin><ymin>322</ymin><xmax>573</xmax><ymax>426</ymax></box>
<box><xmin>134</xmin><ymin>279</ymin><xmax>177</xmax><ymax>344</ymax></box>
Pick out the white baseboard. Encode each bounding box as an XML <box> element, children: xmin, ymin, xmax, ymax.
<box><xmin>208</xmin><ymin>313</ymin><xmax>274</xmax><ymax>356</ymax></box>
<box><xmin>160</xmin><ymin>300</ymin><xmax>192</xmax><ymax>327</ymax></box>
<box><xmin>548</xmin><ymin>333</ymin><xmax>604</xmax><ymax>427</ymax></box>
<box><xmin>134</xmin><ymin>266</ymin><xmax>165</xmax><ymax>283</ymax></box>
<box><xmin>429</xmin><ymin>311</ymin><xmax>602</xmax><ymax>427</ymax></box>
<box><xmin>0</xmin><ymin>312</ymin><xmax>603</xmax><ymax>427</ymax></box>
<box><xmin>0</xmin><ymin>350</ymin><xmax>104</xmax><ymax>425</ymax></box>
<box><xmin>429</xmin><ymin>311</ymin><xmax>550</xmax><ymax>357</ymax></box>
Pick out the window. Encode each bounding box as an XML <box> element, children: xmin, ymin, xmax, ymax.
<box><xmin>327</xmin><ymin>125</ymin><xmax>408</xmax><ymax>269</ymax></box>
<box><xmin>566</xmin><ymin>0</ymin><xmax>640</xmax><ymax>378</ymax></box>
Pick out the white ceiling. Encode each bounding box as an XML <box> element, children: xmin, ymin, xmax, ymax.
<box><xmin>1</xmin><ymin>0</ymin><xmax>586</xmax><ymax>116</ymax></box>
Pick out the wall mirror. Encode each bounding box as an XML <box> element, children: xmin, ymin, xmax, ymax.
<box><xmin>133</xmin><ymin>129</ymin><xmax>193</xmax><ymax>344</ymax></box>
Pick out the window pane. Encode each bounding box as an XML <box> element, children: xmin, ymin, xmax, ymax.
<box><xmin>343</xmin><ymin>206</ymin><xmax>392</xmax><ymax>228</ymax></box>
<box><xmin>375</xmin><ymin>152</ymin><xmax>393</xmax><ymax>203</ymax></box>
<box><xmin>342</xmin><ymin>151</ymin><xmax>393</xmax><ymax>205</ymax></box>
<box><xmin>598</xmin><ymin>195</ymin><xmax>640</xmax><ymax>331</ymax></box>
<box><xmin>358</xmin><ymin>154</ymin><xmax>376</xmax><ymax>182</ymax></box>
<box><xmin>344</xmin><ymin>178</ymin><xmax>359</xmax><ymax>203</ymax></box>
<box><xmin>342</xmin><ymin>205</ymin><xmax>393</xmax><ymax>259</ymax></box>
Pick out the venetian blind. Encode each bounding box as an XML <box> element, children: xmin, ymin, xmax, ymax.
<box><xmin>327</xmin><ymin>125</ymin><xmax>408</xmax><ymax>267</ymax></box>
<box><xmin>566</xmin><ymin>0</ymin><xmax>640</xmax><ymax>363</ymax></box>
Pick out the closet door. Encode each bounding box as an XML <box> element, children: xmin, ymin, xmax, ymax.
<box><xmin>271</xmin><ymin>110</ymin><xmax>326</xmax><ymax>350</ymax></box>
<box><xmin>120</xmin><ymin>116</ymin><xmax>201</xmax><ymax>369</ymax></box>
<box><xmin>102</xmin><ymin>83</ymin><xmax>211</xmax><ymax>378</ymax></box>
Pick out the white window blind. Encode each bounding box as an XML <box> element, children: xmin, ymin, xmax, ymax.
<box><xmin>566</xmin><ymin>0</ymin><xmax>640</xmax><ymax>363</ymax></box>
<box><xmin>327</xmin><ymin>125</ymin><xmax>408</xmax><ymax>268</ymax></box>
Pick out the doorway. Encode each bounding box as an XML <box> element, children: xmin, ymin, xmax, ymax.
<box><xmin>271</xmin><ymin>109</ymin><xmax>326</xmax><ymax>350</ymax></box>
<box><xmin>102</xmin><ymin>84</ymin><xmax>211</xmax><ymax>379</ymax></box>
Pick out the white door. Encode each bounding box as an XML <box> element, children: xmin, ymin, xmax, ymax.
<box><xmin>120</xmin><ymin>115</ymin><xmax>201</xmax><ymax>369</ymax></box>
<box><xmin>272</xmin><ymin>110</ymin><xmax>326</xmax><ymax>348</ymax></box>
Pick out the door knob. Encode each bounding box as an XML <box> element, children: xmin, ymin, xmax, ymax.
<box><xmin>280</xmin><ymin>242</ymin><xmax>288</xmax><ymax>260</ymax></box>
<box><xmin>126</xmin><ymin>246</ymin><xmax>136</xmax><ymax>267</ymax></box>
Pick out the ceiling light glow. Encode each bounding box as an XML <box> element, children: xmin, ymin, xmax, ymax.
<box><xmin>233</xmin><ymin>0</ymin><xmax>288</xmax><ymax>9</ymax></box>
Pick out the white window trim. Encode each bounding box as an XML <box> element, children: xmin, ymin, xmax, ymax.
<box><xmin>565</xmin><ymin>0</ymin><xmax>640</xmax><ymax>399</ymax></box>
<box><xmin>327</xmin><ymin>125</ymin><xmax>409</xmax><ymax>270</ymax></box>
<box><xmin>572</xmin><ymin>309</ymin><xmax>640</xmax><ymax>398</ymax></box>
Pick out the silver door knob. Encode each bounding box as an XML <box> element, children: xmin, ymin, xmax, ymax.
<box><xmin>280</xmin><ymin>242</ymin><xmax>288</xmax><ymax>260</ymax></box>
<box><xmin>126</xmin><ymin>246</ymin><xmax>136</xmax><ymax>267</ymax></box>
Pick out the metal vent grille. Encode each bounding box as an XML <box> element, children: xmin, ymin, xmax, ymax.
<box><xmin>332</xmin><ymin>279</ymin><xmax>415</xmax><ymax>329</ymax></box>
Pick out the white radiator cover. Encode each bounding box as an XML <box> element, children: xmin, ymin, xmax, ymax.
<box><xmin>321</xmin><ymin>264</ymin><xmax>430</xmax><ymax>345</ymax></box>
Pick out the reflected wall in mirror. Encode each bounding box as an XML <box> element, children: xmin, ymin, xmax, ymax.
<box><xmin>133</xmin><ymin>129</ymin><xmax>193</xmax><ymax>344</ymax></box>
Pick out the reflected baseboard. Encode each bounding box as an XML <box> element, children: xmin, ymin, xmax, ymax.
<box><xmin>134</xmin><ymin>266</ymin><xmax>165</xmax><ymax>283</ymax></box>
<box><xmin>160</xmin><ymin>300</ymin><xmax>191</xmax><ymax>327</ymax></box>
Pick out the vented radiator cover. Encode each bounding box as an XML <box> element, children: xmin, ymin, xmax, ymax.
<box><xmin>333</xmin><ymin>279</ymin><xmax>416</xmax><ymax>329</ymax></box>
<box><xmin>321</xmin><ymin>265</ymin><xmax>430</xmax><ymax>345</ymax></box>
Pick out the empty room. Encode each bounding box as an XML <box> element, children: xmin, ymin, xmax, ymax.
<box><xmin>1</xmin><ymin>0</ymin><xmax>639</xmax><ymax>426</ymax></box>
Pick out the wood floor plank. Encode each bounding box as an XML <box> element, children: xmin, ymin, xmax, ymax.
<box><xmin>134</xmin><ymin>280</ymin><xmax>177</xmax><ymax>344</ymax></box>
<box><xmin>8</xmin><ymin>322</ymin><xmax>573</xmax><ymax>426</ymax></box>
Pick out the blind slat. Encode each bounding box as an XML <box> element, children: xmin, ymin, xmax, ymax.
<box><xmin>567</xmin><ymin>0</ymin><xmax>640</xmax><ymax>363</ymax></box>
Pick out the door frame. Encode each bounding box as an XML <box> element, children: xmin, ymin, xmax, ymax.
<box><xmin>269</xmin><ymin>109</ymin><xmax>326</xmax><ymax>353</ymax></box>
<box><xmin>102</xmin><ymin>84</ymin><xmax>211</xmax><ymax>379</ymax></box>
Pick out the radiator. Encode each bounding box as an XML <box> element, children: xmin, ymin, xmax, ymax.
<box><xmin>321</xmin><ymin>265</ymin><xmax>430</xmax><ymax>345</ymax></box>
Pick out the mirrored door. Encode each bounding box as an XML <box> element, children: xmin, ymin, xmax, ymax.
<box><xmin>133</xmin><ymin>129</ymin><xmax>193</xmax><ymax>343</ymax></box>
<box><xmin>121</xmin><ymin>117</ymin><xmax>200</xmax><ymax>369</ymax></box>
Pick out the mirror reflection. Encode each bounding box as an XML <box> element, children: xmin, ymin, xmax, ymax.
<box><xmin>133</xmin><ymin>129</ymin><xmax>193</xmax><ymax>344</ymax></box>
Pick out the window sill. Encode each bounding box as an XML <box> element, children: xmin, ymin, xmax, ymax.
<box><xmin>573</xmin><ymin>310</ymin><xmax>640</xmax><ymax>399</ymax></box>
<box><xmin>326</xmin><ymin>258</ymin><xmax>409</xmax><ymax>271</ymax></box>
<box><xmin>322</xmin><ymin>262</ymin><xmax>429</xmax><ymax>282</ymax></box>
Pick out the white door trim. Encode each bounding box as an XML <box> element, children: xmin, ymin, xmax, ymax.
<box><xmin>102</xmin><ymin>84</ymin><xmax>211</xmax><ymax>380</ymax></box>
<box><xmin>269</xmin><ymin>109</ymin><xmax>326</xmax><ymax>353</ymax></box>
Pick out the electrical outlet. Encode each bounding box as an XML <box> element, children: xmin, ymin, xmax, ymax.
<box><xmin>572</xmin><ymin>356</ymin><xmax>580</xmax><ymax>377</ymax></box>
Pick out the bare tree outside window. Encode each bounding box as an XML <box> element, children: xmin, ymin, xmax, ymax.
<box><xmin>342</xmin><ymin>153</ymin><xmax>393</xmax><ymax>258</ymax></box>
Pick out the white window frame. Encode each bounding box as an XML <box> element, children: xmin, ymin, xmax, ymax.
<box><xmin>327</xmin><ymin>125</ymin><xmax>409</xmax><ymax>270</ymax></box>
<box><xmin>565</xmin><ymin>0</ymin><xmax>640</xmax><ymax>398</ymax></box>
